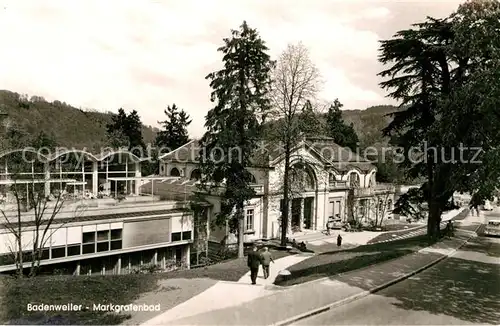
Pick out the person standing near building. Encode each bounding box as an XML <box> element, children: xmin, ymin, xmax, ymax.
<box><xmin>247</xmin><ymin>245</ymin><xmax>262</xmax><ymax>285</ymax></box>
<box><xmin>260</xmin><ymin>247</ymin><xmax>274</xmax><ymax>279</ymax></box>
<box><xmin>326</xmin><ymin>216</ymin><xmax>334</xmax><ymax>235</ymax></box>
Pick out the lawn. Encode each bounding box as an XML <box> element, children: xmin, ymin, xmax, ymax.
<box><xmin>274</xmin><ymin>235</ymin><xmax>435</xmax><ymax>286</ymax></box>
<box><xmin>367</xmin><ymin>225</ymin><xmax>425</xmax><ymax>244</ymax></box>
<box><xmin>381</xmin><ymin>223</ymin><xmax>418</xmax><ymax>232</ymax></box>
<box><xmin>0</xmin><ymin>273</ymin><xmax>159</xmax><ymax>325</ymax></box>
<box><xmin>0</xmin><ymin>245</ymin><xmax>295</xmax><ymax>325</ymax></box>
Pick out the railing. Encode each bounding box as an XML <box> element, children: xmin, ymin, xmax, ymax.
<box><xmin>353</xmin><ymin>187</ymin><xmax>373</xmax><ymax>197</ymax></box>
<box><xmin>186</xmin><ymin>183</ymin><xmax>264</xmax><ymax>196</ymax></box>
<box><xmin>329</xmin><ymin>181</ymin><xmax>349</xmax><ymax>189</ymax></box>
<box><xmin>373</xmin><ymin>183</ymin><xmax>396</xmax><ymax>193</ymax></box>
<box><xmin>353</xmin><ymin>183</ymin><xmax>396</xmax><ymax>197</ymax></box>
<box><xmin>250</xmin><ymin>184</ymin><xmax>264</xmax><ymax>194</ymax></box>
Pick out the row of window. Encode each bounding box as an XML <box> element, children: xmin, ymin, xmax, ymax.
<box><xmin>166</xmin><ymin>167</ymin><xmax>201</xmax><ymax>180</ymax></box>
<box><xmin>0</xmin><ymin>229</ymin><xmax>192</xmax><ymax>266</ymax></box>
<box><xmin>81</xmin><ymin>229</ymin><xmax>123</xmax><ymax>255</ymax></box>
<box><xmin>171</xmin><ymin>231</ymin><xmax>192</xmax><ymax>242</ymax></box>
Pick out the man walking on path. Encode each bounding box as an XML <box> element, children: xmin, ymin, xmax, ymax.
<box><xmin>260</xmin><ymin>247</ymin><xmax>274</xmax><ymax>279</ymax></box>
<box><xmin>247</xmin><ymin>245</ymin><xmax>262</xmax><ymax>285</ymax></box>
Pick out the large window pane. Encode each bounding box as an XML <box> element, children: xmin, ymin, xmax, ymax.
<box><xmin>0</xmin><ymin>254</ymin><xmax>15</xmax><ymax>266</ymax></box>
<box><xmin>171</xmin><ymin>232</ymin><xmax>181</xmax><ymax>242</ymax></box>
<box><xmin>110</xmin><ymin>240</ymin><xmax>122</xmax><ymax>250</ymax></box>
<box><xmin>82</xmin><ymin>243</ymin><xmax>95</xmax><ymax>254</ymax></box>
<box><xmin>111</xmin><ymin>229</ymin><xmax>122</xmax><ymax>240</ymax></box>
<box><xmin>97</xmin><ymin>230</ymin><xmax>109</xmax><ymax>242</ymax></box>
<box><xmin>97</xmin><ymin>242</ymin><xmax>109</xmax><ymax>252</ymax></box>
<box><xmin>41</xmin><ymin>248</ymin><xmax>50</xmax><ymax>260</ymax></box>
<box><xmin>182</xmin><ymin>231</ymin><xmax>191</xmax><ymax>240</ymax></box>
<box><xmin>67</xmin><ymin>245</ymin><xmax>81</xmax><ymax>256</ymax></box>
<box><xmin>83</xmin><ymin>232</ymin><xmax>95</xmax><ymax>244</ymax></box>
<box><xmin>51</xmin><ymin>247</ymin><xmax>66</xmax><ymax>259</ymax></box>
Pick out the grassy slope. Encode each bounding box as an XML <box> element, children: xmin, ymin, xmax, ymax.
<box><xmin>274</xmin><ymin>235</ymin><xmax>434</xmax><ymax>286</ymax></box>
<box><xmin>0</xmin><ymin>246</ymin><xmax>294</xmax><ymax>325</ymax></box>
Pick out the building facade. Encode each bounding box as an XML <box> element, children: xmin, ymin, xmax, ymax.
<box><xmin>158</xmin><ymin>137</ymin><xmax>396</xmax><ymax>243</ymax></box>
<box><xmin>0</xmin><ymin>149</ymin><xmax>194</xmax><ymax>275</ymax></box>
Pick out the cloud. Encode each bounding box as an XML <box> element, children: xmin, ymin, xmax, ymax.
<box><xmin>0</xmin><ymin>0</ymin><xmax>464</xmax><ymax>139</ymax></box>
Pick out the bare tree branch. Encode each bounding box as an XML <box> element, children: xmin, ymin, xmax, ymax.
<box><xmin>268</xmin><ymin>43</ymin><xmax>322</xmax><ymax>244</ymax></box>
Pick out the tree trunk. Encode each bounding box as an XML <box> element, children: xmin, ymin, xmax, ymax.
<box><xmin>426</xmin><ymin>146</ymin><xmax>438</xmax><ymax>240</ymax></box>
<box><xmin>347</xmin><ymin>189</ymin><xmax>355</xmax><ymax>222</ymax></box>
<box><xmin>237</xmin><ymin>205</ymin><xmax>245</xmax><ymax>258</ymax></box>
<box><xmin>280</xmin><ymin>142</ymin><xmax>291</xmax><ymax>247</ymax></box>
<box><xmin>17</xmin><ymin>227</ymin><xmax>23</xmax><ymax>277</ymax></box>
<box><xmin>29</xmin><ymin>231</ymin><xmax>40</xmax><ymax>277</ymax></box>
<box><xmin>427</xmin><ymin>201</ymin><xmax>441</xmax><ymax>240</ymax></box>
<box><xmin>435</xmin><ymin>209</ymin><xmax>442</xmax><ymax>237</ymax></box>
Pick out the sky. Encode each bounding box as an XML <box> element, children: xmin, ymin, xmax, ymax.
<box><xmin>0</xmin><ymin>0</ymin><xmax>464</xmax><ymax>138</ymax></box>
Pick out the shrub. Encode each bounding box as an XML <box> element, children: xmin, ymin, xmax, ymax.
<box><xmin>131</xmin><ymin>264</ymin><xmax>162</xmax><ymax>274</ymax></box>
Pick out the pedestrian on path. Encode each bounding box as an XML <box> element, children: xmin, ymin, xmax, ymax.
<box><xmin>260</xmin><ymin>247</ymin><xmax>274</xmax><ymax>279</ymax></box>
<box><xmin>247</xmin><ymin>245</ymin><xmax>262</xmax><ymax>285</ymax></box>
<box><xmin>326</xmin><ymin>216</ymin><xmax>334</xmax><ymax>235</ymax></box>
<box><xmin>337</xmin><ymin>234</ymin><xmax>342</xmax><ymax>247</ymax></box>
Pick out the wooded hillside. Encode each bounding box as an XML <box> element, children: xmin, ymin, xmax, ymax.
<box><xmin>0</xmin><ymin>90</ymin><xmax>158</xmax><ymax>151</ymax></box>
<box><xmin>0</xmin><ymin>89</ymin><xmax>398</xmax><ymax>152</ymax></box>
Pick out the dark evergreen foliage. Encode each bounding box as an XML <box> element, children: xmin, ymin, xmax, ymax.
<box><xmin>379</xmin><ymin>0</ymin><xmax>500</xmax><ymax>238</ymax></box>
<box><xmin>155</xmin><ymin>104</ymin><xmax>192</xmax><ymax>151</ymax></box>
<box><xmin>324</xmin><ymin>99</ymin><xmax>360</xmax><ymax>151</ymax></box>
<box><xmin>106</xmin><ymin>108</ymin><xmax>146</xmax><ymax>157</ymax></box>
<box><xmin>198</xmin><ymin>21</ymin><xmax>274</xmax><ymax>257</ymax></box>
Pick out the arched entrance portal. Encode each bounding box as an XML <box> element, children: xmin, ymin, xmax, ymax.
<box><xmin>289</xmin><ymin>162</ymin><xmax>317</xmax><ymax>231</ymax></box>
<box><xmin>170</xmin><ymin>167</ymin><xmax>180</xmax><ymax>177</ymax></box>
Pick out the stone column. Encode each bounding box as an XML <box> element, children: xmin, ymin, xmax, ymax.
<box><xmin>312</xmin><ymin>195</ymin><xmax>317</xmax><ymax>230</ymax></box>
<box><xmin>82</xmin><ymin>163</ymin><xmax>85</xmax><ymax>195</ymax></box>
<box><xmin>125</xmin><ymin>157</ymin><xmax>129</xmax><ymax>194</ymax></box>
<box><xmin>44</xmin><ymin>162</ymin><xmax>50</xmax><ymax>197</ymax></box>
<box><xmin>117</xmin><ymin>256</ymin><xmax>121</xmax><ymax>275</ymax></box>
<box><xmin>74</xmin><ymin>261</ymin><xmax>81</xmax><ymax>276</ymax></box>
<box><xmin>340</xmin><ymin>201</ymin><xmax>345</xmax><ymax>222</ymax></box>
<box><xmin>299</xmin><ymin>198</ymin><xmax>305</xmax><ymax>230</ymax></box>
<box><xmin>92</xmin><ymin>161</ymin><xmax>98</xmax><ymax>195</ymax></box>
<box><xmin>105</xmin><ymin>160</ymin><xmax>109</xmax><ymax>195</ymax></box>
<box><xmin>184</xmin><ymin>245</ymin><xmax>190</xmax><ymax>269</ymax></box>
<box><xmin>134</xmin><ymin>162</ymin><xmax>141</xmax><ymax>195</ymax></box>
<box><xmin>287</xmin><ymin>200</ymin><xmax>292</xmax><ymax>236</ymax></box>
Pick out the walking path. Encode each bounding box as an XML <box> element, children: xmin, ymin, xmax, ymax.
<box><xmin>369</xmin><ymin>208</ymin><xmax>467</xmax><ymax>244</ymax></box>
<box><xmin>293</xmin><ymin>208</ymin><xmax>466</xmax><ymax>247</ymax></box>
<box><xmin>141</xmin><ymin>208</ymin><xmax>470</xmax><ymax>326</ymax></box>
<box><xmin>146</xmin><ymin>227</ymin><xmax>479</xmax><ymax>326</ymax></box>
<box><xmin>237</xmin><ymin>254</ymin><xmax>312</xmax><ymax>285</ymax></box>
<box><xmin>305</xmin><ymin>231</ymin><xmax>380</xmax><ymax>246</ymax></box>
<box><xmin>144</xmin><ymin>253</ymin><xmax>312</xmax><ymax>325</ymax></box>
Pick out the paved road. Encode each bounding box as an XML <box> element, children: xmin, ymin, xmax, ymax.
<box><xmin>368</xmin><ymin>208</ymin><xmax>469</xmax><ymax>244</ymax></box>
<box><xmin>294</xmin><ymin>235</ymin><xmax>500</xmax><ymax>325</ymax></box>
